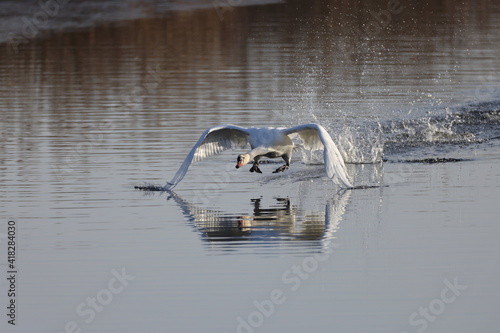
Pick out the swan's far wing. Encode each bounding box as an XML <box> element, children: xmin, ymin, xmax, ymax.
<box><xmin>283</xmin><ymin>124</ymin><xmax>352</xmax><ymax>188</ymax></box>
<box><xmin>164</xmin><ymin>125</ymin><xmax>250</xmax><ymax>190</ymax></box>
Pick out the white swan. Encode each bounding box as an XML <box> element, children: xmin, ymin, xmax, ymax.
<box><xmin>163</xmin><ymin>123</ymin><xmax>352</xmax><ymax>190</ymax></box>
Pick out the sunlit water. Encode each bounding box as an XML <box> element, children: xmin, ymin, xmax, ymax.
<box><xmin>1</xmin><ymin>1</ymin><xmax>500</xmax><ymax>332</ymax></box>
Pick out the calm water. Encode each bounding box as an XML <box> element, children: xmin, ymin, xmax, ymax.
<box><xmin>1</xmin><ymin>0</ymin><xmax>500</xmax><ymax>332</ymax></box>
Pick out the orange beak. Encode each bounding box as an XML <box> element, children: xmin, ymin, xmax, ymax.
<box><xmin>236</xmin><ymin>156</ymin><xmax>245</xmax><ymax>169</ymax></box>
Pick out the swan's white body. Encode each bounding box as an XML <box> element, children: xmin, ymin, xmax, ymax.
<box><xmin>163</xmin><ymin>124</ymin><xmax>352</xmax><ymax>190</ymax></box>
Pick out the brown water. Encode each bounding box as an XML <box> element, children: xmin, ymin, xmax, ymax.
<box><xmin>1</xmin><ymin>1</ymin><xmax>500</xmax><ymax>332</ymax></box>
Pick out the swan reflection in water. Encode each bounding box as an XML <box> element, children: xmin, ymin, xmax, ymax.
<box><xmin>166</xmin><ymin>190</ymin><xmax>351</xmax><ymax>254</ymax></box>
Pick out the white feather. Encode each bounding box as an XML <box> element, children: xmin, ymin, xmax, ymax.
<box><xmin>282</xmin><ymin>124</ymin><xmax>352</xmax><ymax>188</ymax></box>
<box><xmin>164</xmin><ymin>125</ymin><xmax>250</xmax><ymax>190</ymax></box>
<box><xmin>163</xmin><ymin>123</ymin><xmax>352</xmax><ymax>190</ymax></box>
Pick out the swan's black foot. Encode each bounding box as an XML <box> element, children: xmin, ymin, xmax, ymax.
<box><xmin>273</xmin><ymin>164</ymin><xmax>289</xmax><ymax>173</ymax></box>
<box><xmin>249</xmin><ymin>163</ymin><xmax>262</xmax><ymax>173</ymax></box>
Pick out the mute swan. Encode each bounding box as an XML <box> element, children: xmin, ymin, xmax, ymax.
<box><xmin>163</xmin><ymin>123</ymin><xmax>352</xmax><ymax>190</ymax></box>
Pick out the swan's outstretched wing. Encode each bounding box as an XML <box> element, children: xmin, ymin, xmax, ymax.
<box><xmin>164</xmin><ymin>125</ymin><xmax>250</xmax><ymax>190</ymax></box>
<box><xmin>283</xmin><ymin>124</ymin><xmax>352</xmax><ymax>188</ymax></box>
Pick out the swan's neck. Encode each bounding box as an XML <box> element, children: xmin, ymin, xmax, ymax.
<box><xmin>247</xmin><ymin>147</ymin><xmax>273</xmax><ymax>159</ymax></box>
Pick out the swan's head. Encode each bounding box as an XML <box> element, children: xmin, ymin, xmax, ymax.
<box><xmin>236</xmin><ymin>154</ymin><xmax>250</xmax><ymax>169</ymax></box>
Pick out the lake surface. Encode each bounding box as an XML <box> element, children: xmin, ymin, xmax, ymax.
<box><xmin>1</xmin><ymin>0</ymin><xmax>500</xmax><ymax>332</ymax></box>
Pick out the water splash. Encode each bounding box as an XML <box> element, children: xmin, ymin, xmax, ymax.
<box><xmin>383</xmin><ymin>116</ymin><xmax>477</xmax><ymax>152</ymax></box>
<box><xmin>382</xmin><ymin>103</ymin><xmax>500</xmax><ymax>153</ymax></box>
<box><xmin>336</xmin><ymin>122</ymin><xmax>384</xmax><ymax>164</ymax></box>
<box><xmin>305</xmin><ymin>101</ymin><xmax>498</xmax><ymax>163</ymax></box>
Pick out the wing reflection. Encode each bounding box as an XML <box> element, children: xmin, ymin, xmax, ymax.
<box><xmin>166</xmin><ymin>190</ymin><xmax>351</xmax><ymax>253</ymax></box>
